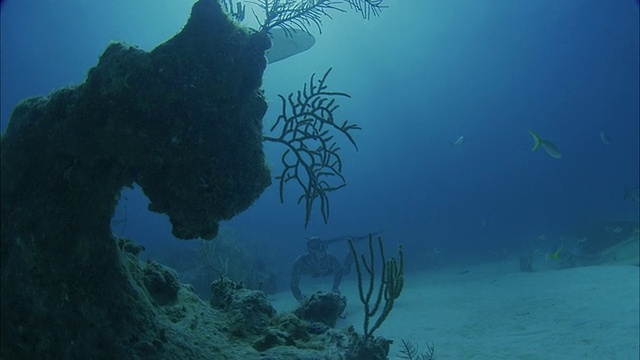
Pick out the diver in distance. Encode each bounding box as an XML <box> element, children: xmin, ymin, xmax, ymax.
<box><xmin>290</xmin><ymin>231</ymin><xmax>381</xmax><ymax>303</ymax></box>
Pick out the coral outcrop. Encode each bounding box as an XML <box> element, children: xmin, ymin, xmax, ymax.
<box><xmin>207</xmin><ymin>279</ymin><xmax>389</xmax><ymax>359</ymax></box>
<box><xmin>0</xmin><ymin>0</ymin><xmax>272</xmax><ymax>358</ymax></box>
<box><xmin>294</xmin><ymin>291</ymin><xmax>347</xmax><ymax>327</ymax></box>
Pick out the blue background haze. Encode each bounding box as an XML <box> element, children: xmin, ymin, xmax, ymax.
<box><xmin>2</xmin><ymin>0</ymin><xmax>638</xmax><ymax>282</ymax></box>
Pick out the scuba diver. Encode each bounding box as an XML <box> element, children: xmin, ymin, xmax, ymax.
<box><xmin>289</xmin><ymin>232</ymin><xmax>381</xmax><ymax>303</ymax></box>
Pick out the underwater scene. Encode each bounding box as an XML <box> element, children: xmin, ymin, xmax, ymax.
<box><xmin>1</xmin><ymin>0</ymin><xmax>638</xmax><ymax>359</ymax></box>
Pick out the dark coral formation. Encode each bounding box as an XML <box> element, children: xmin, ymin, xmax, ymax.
<box><xmin>210</xmin><ymin>278</ymin><xmax>276</xmax><ymax>337</ymax></box>
<box><xmin>2</xmin><ymin>0</ymin><xmax>271</xmax><ymax>243</ymax></box>
<box><xmin>294</xmin><ymin>290</ymin><xmax>347</xmax><ymax>327</ymax></box>
<box><xmin>144</xmin><ymin>261</ymin><xmax>181</xmax><ymax>306</ymax></box>
<box><xmin>1</xmin><ymin>0</ymin><xmax>271</xmax><ymax>358</ymax></box>
<box><xmin>209</xmin><ymin>278</ymin><xmax>390</xmax><ymax>359</ymax></box>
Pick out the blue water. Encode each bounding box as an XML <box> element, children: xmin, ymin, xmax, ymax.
<box><xmin>2</xmin><ymin>0</ymin><xmax>638</xmax><ymax>280</ymax></box>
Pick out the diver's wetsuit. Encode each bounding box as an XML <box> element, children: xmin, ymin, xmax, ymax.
<box><xmin>290</xmin><ymin>251</ymin><xmax>344</xmax><ymax>303</ymax></box>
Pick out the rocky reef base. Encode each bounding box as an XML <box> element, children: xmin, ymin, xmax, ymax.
<box><xmin>105</xmin><ymin>238</ymin><xmax>390</xmax><ymax>359</ymax></box>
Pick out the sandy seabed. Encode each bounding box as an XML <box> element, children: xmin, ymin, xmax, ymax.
<box><xmin>271</xmin><ymin>256</ymin><xmax>639</xmax><ymax>359</ymax></box>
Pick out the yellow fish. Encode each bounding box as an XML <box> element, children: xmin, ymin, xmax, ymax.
<box><xmin>547</xmin><ymin>248</ymin><xmax>562</xmax><ymax>262</ymax></box>
<box><xmin>528</xmin><ymin>129</ymin><xmax>562</xmax><ymax>159</ymax></box>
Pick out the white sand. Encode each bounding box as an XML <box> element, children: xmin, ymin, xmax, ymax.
<box><xmin>271</xmin><ymin>261</ymin><xmax>639</xmax><ymax>359</ymax></box>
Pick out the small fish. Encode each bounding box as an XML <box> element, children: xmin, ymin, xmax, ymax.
<box><xmin>528</xmin><ymin>129</ymin><xmax>562</xmax><ymax>159</ymax></box>
<box><xmin>450</xmin><ymin>136</ymin><xmax>465</xmax><ymax>148</ymax></box>
<box><xmin>547</xmin><ymin>248</ymin><xmax>562</xmax><ymax>262</ymax></box>
<box><xmin>599</xmin><ymin>131</ymin><xmax>611</xmax><ymax>145</ymax></box>
<box><xmin>537</xmin><ymin>234</ymin><xmax>548</xmax><ymax>241</ymax></box>
<box><xmin>576</xmin><ymin>237</ymin><xmax>588</xmax><ymax>245</ymax></box>
<box><xmin>624</xmin><ymin>186</ymin><xmax>639</xmax><ymax>203</ymax></box>
<box><xmin>611</xmin><ymin>226</ymin><xmax>624</xmax><ymax>234</ymax></box>
<box><xmin>426</xmin><ymin>248</ymin><xmax>442</xmax><ymax>258</ymax></box>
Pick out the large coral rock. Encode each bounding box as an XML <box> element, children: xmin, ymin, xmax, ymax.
<box><xmin>210</xmin><ymin>278</ymin><xmax>276</xmax><ymax>337</ymax></box>
<box><xmin>2</xmin><ymin>0</ymin><xmax>271</xmax><ymax>242</ymax></box>
<box><xmin>0</xmin><ymin>0</ymin><xmax>271</xmax><ymax>358</ymax></box>
<box><xmin>208</xmin><ymin>279</ymin><xmax>382</xmax><ymax>359</ymax></box>
<box><xmin>295</xmin><ymin>290</ymin><xmax>347</xmax><ymax>327</ymax></box>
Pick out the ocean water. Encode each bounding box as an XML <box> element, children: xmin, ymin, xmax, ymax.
<box><xmin>2</xmin><ymin>0</ymin><xmax>638</xmax><ymax>293</ymax></box>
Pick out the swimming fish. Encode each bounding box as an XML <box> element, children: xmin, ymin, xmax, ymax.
<box><xmin>547</xmin><ymin>248</ymin><xmax>562</xmax><ymax>262</ymax></box>
<box><xmin>528</xmin><ymin>129</ymin><xmax>562</xmax><ymax>159</ymax></box>
<box><xmin>599</xmin><ymin>131</ymin><xmax>611</xmax><ymax>145</ymax></box>
<box><xmin>426</xmin><ymin>248</ymin><xmax>442</xmax><ymax>258</ymax></box>
<box><xmin>624</xmin><ymin>186</ymin><xmax>639</xmax><ymax>203</ymax></box>
<box><xmin>450</xmin><ymin>136</ymin><xmax>465</xmax><ymax>148</ymax></box>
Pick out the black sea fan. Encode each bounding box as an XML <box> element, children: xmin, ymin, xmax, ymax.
<box><xmin>345</xmin><ymin>0</ymin><xmax>385</xmax><ymax>19</ymax></box>
<box><xmin>250</xmin><ymin>0</ymin><xmax>343</xmax><ymax>35</ymax></box>
<box><xmin>398</xmin><ymin>339</ymin><xmax>437</xmax><ymax>360</ymax></box>
<box><xmin>249</xmin><ymin>0</ymin><xmax>385</xmax><ymax>35</ymax></box>
<box><xmin>263</xmin><ymin>68</ymin><xmax>360</xmax><ymax>227</ymax></box>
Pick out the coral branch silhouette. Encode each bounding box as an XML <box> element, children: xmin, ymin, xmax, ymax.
<box><xmin>263</xmin><ymin>68</ymin><xmax>360</xmax><ymax>227</ymax></box>
<box><xmin>247</xmin><ymin>0</ymin><xmax>385</xmax><ymax>35</ymax></box>
<box><xmin>348</xmin><ymin>234</ymin><xmax>405</xmax><ymax>354</ymax></box>
<box><xmin>345</xmin><ymin>0</ymin><xmax>385</xmax><ymax>19</ymax></box>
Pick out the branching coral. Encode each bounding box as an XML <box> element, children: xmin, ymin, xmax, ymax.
<box><xmin>247</xmin><ymin>0</ymin><xmax>386</xmax><ymax>35</ymax></box>
<box><xmin>348</xmin><ymin>235</ymin><xmax>404</xmax><ymax>343</ymax></box>
<box><xmin>221</xmin><ymin>0</ymin><xmax>247</xmax><ymax>21</ymax></box>
<box><xmin>250</xmin><ymin>0</ymin><xmax>343</xmax><ymax>35</ymax></box>
<box><xmin>398</xmin><ymin>339</ymin><xmax>436</xmax><ymax>360</ymax></box>
<box><xmin>344</xmin><ymin>0</ymin><xmax>385</xmax><ymax>19</ymax></box>
<box><xmin>263</xmin><ymin>68</ymin><xmax>360</xmax><ymax>227</ymax></box>
<box><xmin>220</xmin><ymin>0</ymin><xmax>387</xmax><ymax>226</ymax></box>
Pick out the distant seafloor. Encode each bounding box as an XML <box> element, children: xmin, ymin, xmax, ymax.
<box><xmin>271</xmin><ymin>235</ymin><xmax>640</xmax><ymax>359</ymax></box>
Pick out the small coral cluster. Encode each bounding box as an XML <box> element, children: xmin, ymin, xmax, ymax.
<box><xmin>209</xmin><ymin>278</ymin><xmax>390</xmax><ymax>359</ymax></box>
